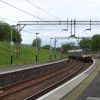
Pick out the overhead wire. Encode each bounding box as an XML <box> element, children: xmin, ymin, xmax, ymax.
<box><xmin>25</xmin><ymin>0</ymin><xmax>64</xmax><ymax>29</ymax></box>
<box><xmin>0</xmin><ymin>0</ymin><xmax>68</xmax><ymax>45</ymax></box>
<box><xmin>0</xmin><ymin>0</ymin><xmax>64</xmax><ymax>30</ymax></box>
<box><xmin>0</xmin><ymin>0</ymin><xmax>44</xmax><ymax>21</ymax></box>
<box><xmin>25</xmin><ymin>0</ymin><xmax>63</xmax><ymax>21</ymax></box>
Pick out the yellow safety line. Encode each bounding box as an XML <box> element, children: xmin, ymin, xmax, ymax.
<box><xmin>62</xmin><ymin>60</ymin><xmax>100</xmax><ymax>100</ymax></box>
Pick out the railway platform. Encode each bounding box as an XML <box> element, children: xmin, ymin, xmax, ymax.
<box><xmin>0</xmin><ymin>59</ymin><xmax>66</xmax><ymax>74</ymax></box>
<box><xmin>38</xmin><ymin>59</ymin><xmax>100</xmax><ymax>100</ymax></box>
<box><xmin>62</xmin><ymin>59</ymin><xmax>100</xmax><ymax>100</ymax></box>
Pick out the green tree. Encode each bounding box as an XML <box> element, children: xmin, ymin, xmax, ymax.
<box><xmin>0</xmin><ymin>23</ymin><xmax>22</xmax><ymax>43</ymax></box>
<box><xmin>42</xmin><ymin>45</ymin><xmax>51</xmax><ymax>49</ymax></box>
<box><xmin>12</xmin><ymin>29</ymin><xmax>22</xmax><ymax>43</ymax></box>
<box><xmin>79</xmin><ymin>38</ymin><xmax>91</xmax><ymax>49</ymax></box>
<box><xmin>61</xmin><ymin>44</ymin><xmax>72</xmax><ymax>53</ymax></box>
<box><xmin>32</xmin><ymin>37</ymin><xmax>42</xmax><ymax>49</ymax></box>
<box><xmin>91</xmin><ymin>35</ymin><xmax>100</xmax><ymax>51</ymax></box>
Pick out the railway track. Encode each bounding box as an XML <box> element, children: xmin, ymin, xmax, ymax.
<box><xmin>0</xmin><ymin>60</ymin><xmax>88</xmax><ymax>100</ymax></box>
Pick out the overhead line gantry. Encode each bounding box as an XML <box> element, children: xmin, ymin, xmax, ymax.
<box><xmin>17</xmin><ymin>20</ymin><xmax>100</xmax><ymax>26</ymax></box>
<box><xmin>16</xmin><ymin>20</ymin><xmax>100</xmax><ymax>38</ymax></box>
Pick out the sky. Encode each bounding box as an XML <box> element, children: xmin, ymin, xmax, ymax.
<box><xmin>0</xmin><ymin>0</ymin><xmax>100</xmax><ymax>46</ymax></box>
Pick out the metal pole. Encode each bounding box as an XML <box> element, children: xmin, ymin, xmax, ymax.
<box><xmin>61</xmin><ymin>43</ymin><xmax>63</xmax><ymax>59</ymax></box>
<box><xmin>50</xmin><ymin>38</ymin><xmax>51</xmax><ymax>60</ymax></box>
<box><xmin>71</xmin><ymin>19</ymin><xmax>72</xmax><ymax>36</ymax></box>
<box><xmin>54</xmin><ymin>38</ymin><xmax>56</xmax><ymax>60</ymax></box>
<box><xmin>77</xmin><ymin>36</ymin><xmax>80</xmax><ymax>49</ymax></box>
<box><xmin>36</xmin><ymin>33</ymin><xmax>39</xmax><ymax>62</ymax></box>
<box><xmin>74</xmin><ymin>19</ymin><xmax>76</xmax><ymax>36</ymax></box>
<box><xmin>36</xmin><ymin>33</ymin><xmax>38</xmax><ymax>62</ymax></box>
<box><xmin>50</xmin><ymin>38</ymin><xmax>53</xmax><ymax>60</ymax></box>
<box><xmin>10</xmin><ymin>25</ymin><xmax>13</xmax><ymax>64</ymax></box>
<box><xmin>90</xmin><ymin>19</ymin><xmax>91</xmax><ymax>31</ymax></box>
<box><xmin>67</xmin><ymin>18</ymin><xmax>68</xmax><ymax>31</ymax></box>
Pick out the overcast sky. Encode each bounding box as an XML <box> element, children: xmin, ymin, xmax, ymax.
<box><xmin>0</xmin><ymin>0</ymin><xmax>100</xmax><ymax>46</ymax></box>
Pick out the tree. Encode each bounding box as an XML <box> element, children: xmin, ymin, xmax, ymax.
<box><xmin>91</xmin><ymin>35</ymin><xmax>100</xmax><ymax>51</ymax></box>
<box><xmin>79</xmin><ymin>38</ymin><xmax>91</xmax><ymax>49</ymax></box>
<box><xmin>61</xmin><ymin>44</ymin><xmax>72</xmax><ymax>53</ymax></box>
<box><xmin>12</xmin><ymin>29</ymin><xmax>22</xmax><ymax>43</ymax></box>
<box><xmin>42</xmin><ymin>45</ymin><xmax>51</xmax><ymax>49</ymax></box>
<box><xmin>32</xmin><ymin>37</ymin><xmax>42</xmax><ymax>49</ymax></box>
<box><xmin>0</xmin><ymin>23</ymin><xmax>22</xmax><ymax>43</ymax></box>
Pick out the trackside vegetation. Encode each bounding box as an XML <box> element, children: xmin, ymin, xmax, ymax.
<box><xmin>0</xmin><ymin>42</ymin><xmax>61</xmax><ymax>67</ymax></box>
<box><xmin>79</xmin><ymin>34</ymin><xmax>100</xmax><ymax>51</ymax></box>
<box><xmin>0</xmin><ymin>23</ymin><xmax>21</xmax><ymax>43</ymax></box>
<box><xmin>0</xmin><ymin>22</ymin><xmax>63</xmax><ymax>67</ymax></box>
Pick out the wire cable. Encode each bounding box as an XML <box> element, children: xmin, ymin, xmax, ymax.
<box><xmin>0</xmin><ymin>0</ymin><xmax>63</xmax><ymax>30</ymax></box>
<box><xmin>25</xmin><ymin>0</ymin><xmax>63</xmax><ymax>20</ymax></box>
<box><xmin>0</xmin><ymin>0</ymin><xmax>44</xmax><ymax>21</ymax></box>
<box><xmin>25</xmin><ymin>0</ymin><xmax>64</xmax><ymax>29</ymax></box>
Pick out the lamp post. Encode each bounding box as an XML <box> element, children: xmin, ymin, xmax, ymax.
<box><xmin>61</xmin><ymin>43</ymin><xmax>63</xmax><ymax>59</ymax></box>
<box><xmin>50</xmin><ymin>38</ymin><xmax>53</xmax><ymax>60</ymax></box>
<box><xmin>36</xmin><ymin>33</ymin><xmax>39</xmax><ymax>62</ymax></box>
<box><xmin>10</xmin><ymin>25</ymin><xmax>15</xmax><ymax>64</ymax></box>
<box><xmin>54</xmin><ymin>38</ymin><xmax>57</xmax><ymax>60</ymax></box>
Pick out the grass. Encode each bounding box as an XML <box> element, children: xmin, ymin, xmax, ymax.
<box><xmin>0</xmin><ymin>42</ymin><xmax>62</xmax><ymax>68</ymax></box>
